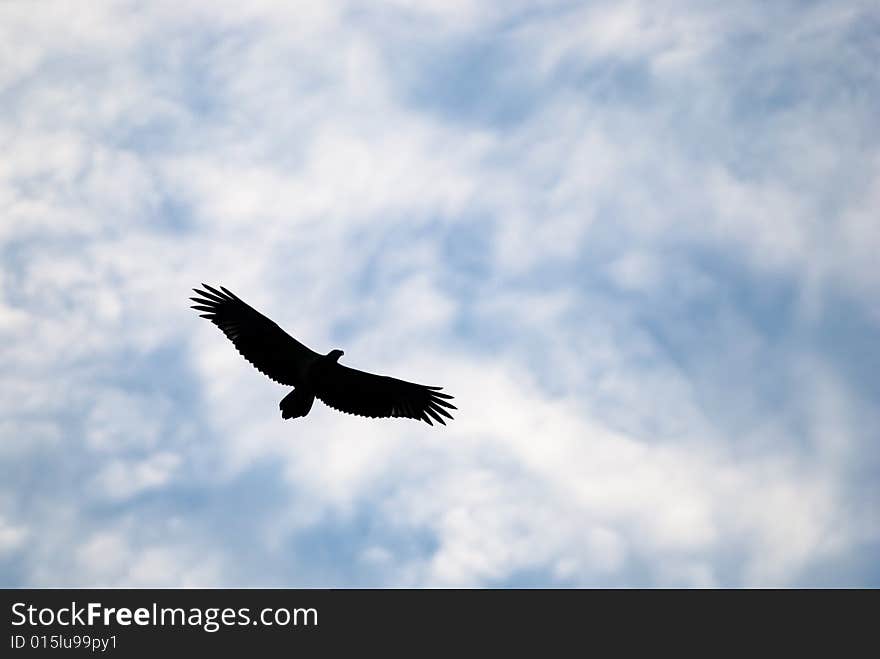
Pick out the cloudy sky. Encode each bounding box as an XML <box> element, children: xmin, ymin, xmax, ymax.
<box><xmin>1</xmin><ymin>0</ymin><xmax>878</xmax><ymax>587</ymax></box>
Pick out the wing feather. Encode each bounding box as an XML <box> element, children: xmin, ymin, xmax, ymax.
<box><xmin>312</xmin><ymin>362</ymin><xmax>456</xmax><ymax>426</ymax></box>
<box><xmin>191</xmin><ymin>284</ymin><xmax>319</xmax><ymax>386</ymax></box>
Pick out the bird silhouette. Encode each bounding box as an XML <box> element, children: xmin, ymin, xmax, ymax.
<box><xmin>190</xmin><ymin>284</ymin><xmax>456</xmax><ymax>425</ymax></box>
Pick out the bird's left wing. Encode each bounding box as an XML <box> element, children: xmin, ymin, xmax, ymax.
<box><xmin>313</xmin><ymin>363</ymin><xmax>456</xmax><ymax>426</ymax></box>
<box><xmin>190</xmin><ymin>284</ymin><xmax>320</xmax><ymax>387</ymax></box>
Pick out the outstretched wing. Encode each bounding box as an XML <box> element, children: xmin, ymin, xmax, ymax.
<box><xmin>313</xmin><ymin>363</ymin><xmax>456</xmax><ymax>426</ymax></box>
<box><xmin>190</xmin><ymin>284</ymin><xmax>320</xmax><ymax>387</ymax></box>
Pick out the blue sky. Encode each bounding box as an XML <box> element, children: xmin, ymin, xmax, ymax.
<box><xmin>0</xmin><ymin>0</ymin><xmax>878</xmax><ymax>586</ymax></box>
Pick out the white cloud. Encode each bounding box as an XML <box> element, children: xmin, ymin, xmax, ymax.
<box><xmin>0</xmin><ymin>516</ymin><xmax>27</xmax><ymax>555</ymax></box>
<box><xmin>91</xmin><ymin>452</ymin><xmax>182</xmax><ymax>501</ymax></box>
<box><xmin>72</xmin><ymin>529</ymin><xmax>221</xmax><ymax>587</ymax></box>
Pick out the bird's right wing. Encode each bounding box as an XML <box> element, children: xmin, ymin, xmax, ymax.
<box><xmin>313</xmin><ymin>362</ymin><xmax>456</xmax><ymax>426</ymax></box>
<box><xmin>190</xmin><ymin>284</ymin><xmax>320</xmax><ymax>387</ymax></box>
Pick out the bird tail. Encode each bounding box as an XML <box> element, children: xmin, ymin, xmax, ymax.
<box><xmin>280</xmin><ymin>388</ymin><xmax>315</xmax><ymax>420</ymax></box>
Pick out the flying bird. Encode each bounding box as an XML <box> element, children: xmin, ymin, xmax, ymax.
<box><xmin>190</xmin><ymin>284</ymin><xmax>456</xmax><ymax>426</ymax></box>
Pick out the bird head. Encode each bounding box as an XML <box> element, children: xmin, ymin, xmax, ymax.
<box><xmin>327</xmin><ymin>349</ymin><xmax>344</xmax><ymax>362</ymax></box>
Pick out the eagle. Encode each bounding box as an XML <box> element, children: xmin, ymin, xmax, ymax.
<box><xmin>190</xmin><ymin>284</ymin><xmax>456</xmax><ymax>426</ymax></box>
